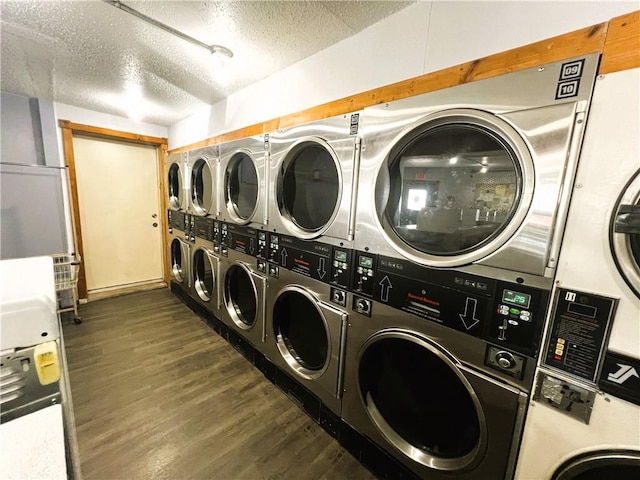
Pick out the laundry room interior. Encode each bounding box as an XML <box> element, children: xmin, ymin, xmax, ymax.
<box><xmin>1</xmin><ymin>1</ymin><xmax>639</xmax><ymax>479</ymax></box>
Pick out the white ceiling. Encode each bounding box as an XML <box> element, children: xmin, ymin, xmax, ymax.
<box><xmin>0</xmin><ymin>0</ymin><xmax>413</xmax><ymax>126</ymax></box>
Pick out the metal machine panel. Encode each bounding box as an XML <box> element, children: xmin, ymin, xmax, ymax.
<box><xmin>354</xmin><ymin>54</ymin><xmax>599</xmax><ymax>282</ymax></box>
<box><xmin>267</xmin><ymin>112</ymin><xmax>361</xmax><ymax>245</ymax></box>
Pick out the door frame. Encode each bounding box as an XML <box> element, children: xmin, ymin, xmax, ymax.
<box><xmin>58</xmin><ymin>120</ymin><xmax>169</xmax><ymax>299</ymax></box>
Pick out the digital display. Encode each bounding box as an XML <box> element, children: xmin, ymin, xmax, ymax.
<box><xmin>502</xmin><ymin>289</ymin><xmax>531</xmax><ymax>308</ymax></box>
<box><xmin>568</xmin><ymin>302</ymin><xmax>597</xmax><ymax>318</ymax></box>
<box><xmin>359</xmin><ymin>256</ymin><xmax>374</xmax><ymax>268</ymax></box>
<box><xmin>334</xmin><ymin>250</ymin><xmax>348</xmax><ymax>262</ymax></box>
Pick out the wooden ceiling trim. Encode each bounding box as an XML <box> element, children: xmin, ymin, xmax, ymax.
<box><xmin>169</xmin><ymin>14</ymin><xmax>635</xmax><ymax>155</ymax></box>
<box><xmin>59</xmin><ymin>120</ymin><xmax>167</xmax><ymax>146</ymax></box>
<box><xmin>600</xmin><ymin>10</ymin><xmax>640</xmax><ymax>74</ymax></box>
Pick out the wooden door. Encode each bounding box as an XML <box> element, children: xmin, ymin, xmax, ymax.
<box><xmin>72</xmin><ymin>135</ymin><xmax>163</xmax><ymax>293</ymax></box>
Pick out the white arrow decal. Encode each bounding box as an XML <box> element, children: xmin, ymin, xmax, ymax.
<box><xmin>249</xmin><ymin>238</ymin><xmax>256</xmax><ymax>254</ymax></box>
<box><xmin>280</xmin><ymin>248</ymin><xmax>288</xmax><ymax>266</ymax></box>
<box><xmin>379</xmin><ymin>276</ymin><xmax>392</xmax><ymax>302</ymax></box>
<box><xmin>607</xmin><ymin>364</ymin><xmax>640</xmax><ymax>385</ymax></box>
<box><xmin>317</xmin><ymin>257</ymin><xmax>326</xmax><ymax>279</ymax></box>
<box><xmin>459</xmin><ymin>298</ymin><xmax>480</xmax><ymax>330</ymax></box>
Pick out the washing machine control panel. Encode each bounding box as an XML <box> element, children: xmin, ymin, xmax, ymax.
<box><xmin>192</xmin><ymin>217</ymin><xmax>215</xmax><ymax>242</ymax></box>
<box><xmin>168</xmin><ymin>210</ymin><xmax>188</xmax><ymax>235</ymax></box>
<box><xmin>221</xmin><ymin>223</ymin><xmax>258</xmax><ymax>257</ymax></box>
<box><xmin>353</xmin><ymin>252</ymin><xmax>377</xmax><ymax>297</ymax></box>
<box><xmin>266</xmin><ymin>233</ymin><xmax>352</xmax><ymax>290</ymax></box>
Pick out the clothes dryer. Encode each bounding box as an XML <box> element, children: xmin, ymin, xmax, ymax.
<box><xmin>187</xmin><ymin>146</ymin><xmax>218</xmax><ymax>218</ymax></box>
<box><xmin>267</xmin><ymin>112</ymin><xmax>361</xmax><ymax>246</ymax></box>
<box><xmin>189</xmin><ymin>216</ymin><xmax>222</xmax><ymax>319</ymax></box>
<box><xmin>515</xmin><ymin>68</ymin><xmax>640</xmax><ymax>480</ymax></box>
<box><xmin>218</xmin><ymin>222</ymin><xmax>267</xmax><ymax>352</ymax></box>
<box><xmin>165</xmin><ymin>152</ymin><xmax>187</xmax><ymax>211</ymax></box>
<box><xmin>218</xmin><ymin>135</ymin><xmax>268</xmax><ymax>228</ymax></box>
<box><xmin>262</xmin><ymin>234</ymin><xmax>353</xmax><ymax>415</ymax></box>
<box><xmin>168</xmin><ymin>210</ymin><xmax>190</xmax><ymax>294</ymax></box>
<box><xmin>355</xmin><ymin>54</ymin><xmax>599</xmax><ymax>286</ymax></box>
<box><xmin>341</xmin><ymin>253</ymin><xmax>551</xmax><ymax>479</ymax></box>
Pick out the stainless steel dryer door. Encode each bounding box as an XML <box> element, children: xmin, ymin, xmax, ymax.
<box><xmin>192</xmin><ymin>247</ymin><xmax>220</xmax><ymax>307</ymax></box>
<box><xmin>223</xmin><ymin>261</ymin><xmax>266</xmax><ymax>340</ymax></box>
<box><xmin>611</xmin><ymin>169</ymin><xmax>640</xmax><ymax>298</ymax></box>
<box><xmin>272</xmin><ymin>286</ymin><xmax>347</xmax><ymax>399</ymax></box>
<box><xmin>170</xmin><ymin>237</ymin><xmax>189</xmax><ymax>285</ymax></box>
<box><xmin>352</xmin><ymin>330</ymin><xmax>525</xmax><ymax>479</ymax></box>
<box><xmin>222</xmin><ymin>150</ymin><xmax>263</xmax><ymax>224</ymax></box>
<box><xmin>167</xmin><ymin>154</ymin><xmax>185</xmax><ymax>210</ymax></box>
<box><xmin>190</xmin><ymin>154</ymin><xmax>216</xmax><ymax>216</ymax></box>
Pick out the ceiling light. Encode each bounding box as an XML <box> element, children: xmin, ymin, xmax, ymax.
<box><xmin>103</xmin><ymin>0</ymin><xmax>233</xmax><ymax>58</ymax></box>
<box><xmin>449</xmin><ymin>156</ymin><xmax>458</xmax><ymax>165</ymax></box>
<box><xmin>480</xmin><ymin>166</ymin><xmax>488</xmax><ymax>173</ymax></box>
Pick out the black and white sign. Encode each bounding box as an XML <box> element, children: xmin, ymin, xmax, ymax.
<box><xmin>599</xmin><ymin>351</ymin><xmax>640</xmax><ymax>406</ymax></box>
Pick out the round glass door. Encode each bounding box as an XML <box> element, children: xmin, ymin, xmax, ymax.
<box><xmin>379</xmin><ymin>112</ymin><xmax>529</xmax><ymax>263</ymax></box>
<box><xmin>191</xmin><ymin>158</ymin><xmax>214</xmax><ymax>215</ymax></box>
<box><xmin>273</xmin><ymin>288</ymin><xmax>329</xmax><ymax>378</ymax></box>
<box><xmin>225</xmin><ymin>152</ymin><xmax>259</xmax><ymax>222</ymax></box>
<box><xmin>358</xmin><ymin>333</ymin><xmax>484</xmax><ymax>471</ymax></box>
<box><xmin>611</xmin><ymin>170</ymin><xmax>640</xmax><ymax>298</ymax></box>
<box><xmin>224</xmin><ymin>264</ymin><xmax>257</xmax><ymax>328</ymax></box>
<box><xmin>278</xmin><ymin>141</ymin><xmax>340</xmax><ymax>234</ymax></box>
<box><xmin>168</xmin><ymin>163</ymin><xmax>183</xmax><ymax>209</ymax></box>
<box><xmin>192</xmin><ymin>249</ymin><xmax>215</xmax><ymax>302</ymax></box>
<box><xmin>170</xmin><ymin>238</ymin><xmax>184</xmax><ymax>282</ymax></box>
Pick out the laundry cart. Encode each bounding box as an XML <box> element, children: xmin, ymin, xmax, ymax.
<box><xmin>52</xmin><ymin>253</ymin><xmax>82</xmax><ymax>324</ymax></box>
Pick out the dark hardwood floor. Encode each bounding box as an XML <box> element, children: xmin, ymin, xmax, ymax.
<box><xmin>63</xmin><ymin>288</ymin><xmax>376</xmax><ymax>480</ymax></box>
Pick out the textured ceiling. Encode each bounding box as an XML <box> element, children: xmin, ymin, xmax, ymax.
<box><xmin>0</xmin><ymin>0</ymin><xmax>413</xmax><ymax>126</ymax></box>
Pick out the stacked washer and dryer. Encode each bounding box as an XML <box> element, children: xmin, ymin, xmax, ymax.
<box><xmin>167</xmin><ymin>52</ymin><xmax>639</xmax><ymax>480</ymax></box>
<box><xmin>166</xmin><ymin>152</ymin><xmax>190</xmax><ymax>295</ymax></box>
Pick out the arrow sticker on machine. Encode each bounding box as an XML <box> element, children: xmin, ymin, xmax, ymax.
<box><xmin>317</xmin><ymin>257</ymin><xmax>326</xmax><ymax>279</ymax></box>
<box><xmin>280</xmin><ymin>248</ymin><xmax>288</xmax><ymax>266</ymax></box>
<box><xmin>608</xmin><ymin>364</ymin><xmax>640</xmax><ymax>385</ymax></box>
<box><xmin>249</xmin><ymin>238</ymin><xmax>256</xmax><ymax>255</ymax></box>
<box><xmin>379</xmin><ymin>276</ymin><xmax>393</xmax><ymax>303</ymax></box>
<box><xmin>459</xmin><ymin>298</ymin><xmax>480</xmax><ymax>330</ymax></box>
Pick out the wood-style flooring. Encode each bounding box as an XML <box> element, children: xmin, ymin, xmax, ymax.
<box><xmin>63</xmin><ymin>288</ymin><xmax>376</xmax><ymax>480</ymax></box>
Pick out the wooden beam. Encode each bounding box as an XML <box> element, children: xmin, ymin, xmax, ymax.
<box><xmin>158</xmin><ymin>145</ymin><xmax>171</xmax><ymax>284</ymax></box>
<box><xmin>58</xmin><ymin>120</ymin><xmax>167</xmax><ymax>146</ymax></box>
<box><xmin>600</xmin><ymin>10</ymin><xmax>640</xmax><ymax>74</ymax></box>
<box><xmin>60</xmin><ymin>126</ymin><xmax>88</xmax><ymax>300</ymax></box>
<box><xmin>168</xmin><ymin>21</ymin><xmax>608</xmax><ymax>155</ymax></box>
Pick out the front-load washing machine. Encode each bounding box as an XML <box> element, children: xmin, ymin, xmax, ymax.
<box><xmin>218</xmin><ymin>135</ymin><xmax>268</xmax><ymax>228</ymax></box>
<box><xmin>515</xmin><ymin>68</ymin><xmax>640</xmax><ymax>480</ymax></box>
<box><xmin>355</xmin><ymin>54</ymin><xmax>600</xmax><ymax>286</ymax></box>
<box><xmin>189</xmin><ymin>216</ymin><xmax>222</xmax><ymax>319</ymax></box>
<box><xmin>218</xmin><ymin>222</ymin><xmax>267</xmax><ymax>352</ymax></box>
<box><xmin>187</xmin><ymin>146</ymin><xmax>218</xmax><ymax>218</ymax></box>
<box><xmin>168</xmin><ymin>209</ymin><xmax>190</xmax><ymax>294</ymax></box>
<box><xmin>166</xmin><ymin>152</ymin><xmax>187</xmax><ymax>211</ymax></box>
<box><xmin>267</xmin><ymin>112</ymin><xmax>362</xmax><ymax>246</ymax></box>
<box><xmin>341</xmin><ymin>253</ymin><xmax>550</xmax><ymax>479</ymax></box>
<box><xmin>262</xmin><ymin>234</ymin><xmax>353</xmax><ymax>415</ymax></box>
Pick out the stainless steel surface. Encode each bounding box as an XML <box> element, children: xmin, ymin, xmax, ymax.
<box><xmin>268</xmin><ymin>113</ymin><xmax>361</xmax><ymax>244</ymax></box>
<box><xmin>169</xmin><ymin>215</ymin><xmax>190</xmax><ymax>287</ymax></box>
<box><xmin>264</xmin><ymin>267</ymin><xmax>348</xmax><ymax>415</ymax></box>
<box><xmin>552</xmin><ymin>450</ymin><xmax>640</xmax><ymax>480</ymax></box>
<box><xmin>187</xmin><ymin>147</ymin><xmax>217</xmax><ymax>217</ymax></box>
<box><xmin>190</xmin><ymin>235</ymin><xmax>222</xmax><ymax>318</ymax></box>
<box><xmin>219</xmin><ymin>250</ymin><xmax>267</xmax><ymax>352</ymax></box>
<box><xmin>0</xmin><ymin>343</ymin><xmax>62</xmax><ymax>423</ymax></box>
<box><xmin>218</xmin><ymin>136</ymin><xmax>268</xmax><ymax>227</ymax></box>
<box><xmin>341</xmin><ymin>298</ymin><xmax>528</xmax><ymax>479</ymax></box>
<box><xmin>166</xmin><ymin>152</ymin><xmax>187</xmax><ymax>211</ymax></box>
<box><xmin>354</xmin><ymin>54</ymin><xmax>599</xmax><ymax>280</ymax></box>
<box><xmin>533</xmin><ymin>371</ymin><xmax>596</xmax><ymax>424</ymax></box>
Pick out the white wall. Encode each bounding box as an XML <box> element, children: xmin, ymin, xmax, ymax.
<box><xmin>168</xmin><ymin>0</ymin><xmax>639</xmax><ymax>150</ymax></box>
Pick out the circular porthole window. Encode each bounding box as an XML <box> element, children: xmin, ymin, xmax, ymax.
<box><xmin>272</xmin><ymin>288</ymin><xmax>329</xmax><ymax>379</ymax></box>
<box><xmin>170</xmin><ymin>238</ymin><xmax>184</xmax><ymax>282</ymax></box>
<box><xmin>224</xmin><ymin>263</ymin><xmax>257</xmax><ymax>329</ymax></box>
<box><xmin>278</xmin><ymin>141</ymin><xmax>340</xmax><ymax>235</ymax></box>
<box><xmin>191</xmin><ymin>158</ymin><xmax>214</xmax><ymax>215</ymax></box>
<box><xmin>192</xmin><ymin>249</ymin><xmax>215</xmax><ymax>302</ymax></box>
<box><xmin>168</xmin><ymin>163</ymin><xmax>183</xmax><ymax>209</ymax></box>
<box><xmin>225</xmin><ymin>152</ymin><xmax>259</xmax><ymax>222</ymax></box>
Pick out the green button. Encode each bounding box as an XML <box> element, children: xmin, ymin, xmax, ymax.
<box><xmin>510</xmin><ymin>308</ymin><xmax>520</xmax><ymax>315</ymax></box>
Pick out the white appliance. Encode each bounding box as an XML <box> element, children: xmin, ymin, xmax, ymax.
<box><xmin>515</xmin><ymin>68</ymin><xmax>640</xmax><ymax>479</ymax></box>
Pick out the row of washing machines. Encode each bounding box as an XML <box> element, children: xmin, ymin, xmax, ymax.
<box><xmin>166</xmin><ymin>53</ymin><xmax>640</xmax><ymax>480</ymax></box>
